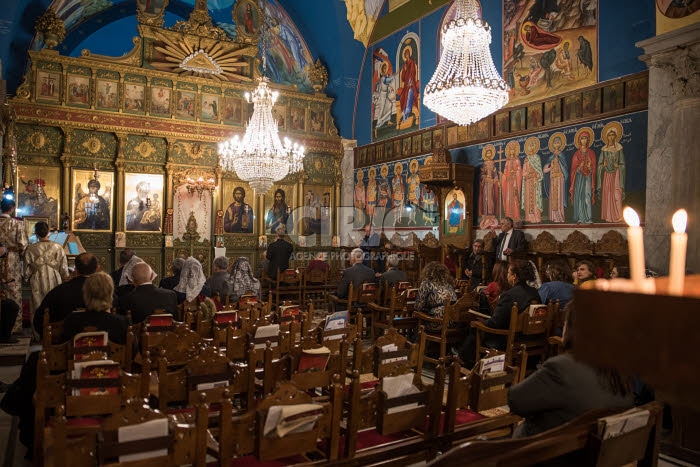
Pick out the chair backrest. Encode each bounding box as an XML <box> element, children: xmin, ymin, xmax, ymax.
<box><xmin>304</xmin><ymin>268</ymin><xmax>328</xmax><ymax>285</ymax></box>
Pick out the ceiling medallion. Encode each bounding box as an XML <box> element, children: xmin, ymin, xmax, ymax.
<box><xmin>30</xmin><ymin>132</ymin><xmax>46</xmax><ymax>150</ymax></box>
<box><xmin>135</xmin><ymin>141</ymin><xmax>156</xmax><ymax>159</ymax></box>
<box><xmin>83</xmin><ymin>136</ymin><xmax>102</xmax><ymax>154</ymax></box>
<box><xmin>179</xmin><ymin>49</ymin><xmax>223</xmax><ymax>75</ymax></box>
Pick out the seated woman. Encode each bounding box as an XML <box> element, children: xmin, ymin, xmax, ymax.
<box><xmin>174</xmin><ymin>256</ymin><xmax>212</xmax><ymax>305</ymax></box>
<box><xmin>508</xmin><ymin>300</ymin><xmax>634</xmax><ymax>438</ymax></box>
<box><xmin>229</xmin><ymin>257</ymin><xmax>261</xmax><ymax>303</ymax></box>
<box><xmin>483</xmin><ymin>260</ymin><xmax>510</xmax><ymax>311</ymax></box>
<box><xmin>574</xmin><ymin>260</ymin><xmax>597</xmax><ymax>286</ymax></box>
<box><xmin>539</xmin><ymin>259</ymin><xmax>574</xmax><ymax>311</ymax></box>
<box><xmin>609</xmin><ymin>265</ymin><xmax>630</xmax><ymax>279</ymax></box>
<box><xmin>414</xmin><ymin>261</ymin><xmax>457</xmax><ymax>333</ymax></box>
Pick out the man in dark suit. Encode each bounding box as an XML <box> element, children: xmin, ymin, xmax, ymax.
<box><xmin>464</xmin><ymin>239</ymin><xmax>492</xmax><ymax>290</ymax></box>
<box><xmin>359</xmin><ymin>224</ymin><xmax>382</xmax><ymax>270</ymax></box>
<box><xmin>378</xmin><ymin>254</ymin><xmax>408</xmax><ymax>287</ymax></box>
<box><xmin>266</xmin><ymin>225</ymin><xmax>294</xmax><ymax>279</ymax></box>
<box><xmin>493</xmin><ymin>217</ymin><xmax>527</xmax><ymax>262</ymax></box>
<box><xmin>118</xmin><ymin>262</ymin><xmax>178</xmax><ymax>324</ymax></box>
<box><xmin>337</xmin><ymin>248</ymin><xmax>376</xmax><ymax>299</ymax></box>
<box><xmin>33</xmin><ymin>252</ymin><xmax>98</xmax><ymax>338</ymax></box>
<box><xmin>110</xmin><ymin>249</ymin><xmax>134</xmax><ymax>286</ymax></box>
<box><xmin>159</xmin><ymin>257</ymin><xmax>184</xmax><ymax>290</ymax></box>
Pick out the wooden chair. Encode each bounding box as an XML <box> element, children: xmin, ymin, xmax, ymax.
<box><xmin>302</xmin><ymin>267</ymin><xmax>331</xmax><ymax>312</ymax></box>
<box><xmin>368</xmin><ymin>288</ymin><xmax>416</xmax><ymax>342</ymax></box>
<box><xmin>138</xmin><ymin>322</ymin><xmax>203</xmax><ymax>368</ymax></box>
<box><xmin>415</xmin><ymin>293</ymin><xmax>476</xmax><ymax>366</ymax></box>
<box><xmin>470</xmin><ymin>301</ymin><xmax>553</xmax><ymax>371</ymax></box>
<box><xmin>289</xmin><ymin>336</ymin><xmax>349</xmax><ymax>393</ymax></box>
<box><xmin>273</xmin><ymin>268</ymin><xmax>302</xmax><ymax>307</ymax></box>
<box><xmin>328</xmin><ymin>282</ymin><xmax>356</xmax><ymax>314</ymax></box>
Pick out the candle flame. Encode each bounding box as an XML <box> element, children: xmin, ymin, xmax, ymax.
<box><xmin>623</xmin><ymin>207</ymin><xmax>640</xmax><ymax>227</ymax></box>
<box><xmin>672</xmin><ymin>209</ymin><xmax>688</xmax><ymax>234</ymax></box>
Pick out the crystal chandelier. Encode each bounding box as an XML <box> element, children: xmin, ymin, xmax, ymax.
<box><xmin>423</xmin><ymin>0</ymin><xmax>509</xmax><ymax>126</ymax></box>
<box><xmin>218</xmin><ymin>0</ymin><xmax>305</xmax><ymax>194</ymax></box>
<box><xmin>185</xmin><ymin>176</ymin><xmax>217</xmax><ymax>200</ymax></box>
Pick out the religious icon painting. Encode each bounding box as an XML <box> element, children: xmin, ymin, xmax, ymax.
<box><xmin>385</xmin><ymin>141</ymin><xmax>393</xmax><ymax>160</ymax></box>
<box><xmin>124</xmin><ymin>83</ymin><xmax>145</xmax><ymax>113</ymax></box>
<box><xmin>16</xmin><ymin>165</ymin><xmax>61</xmax><ymax>230</ymax></box>
<box><xmin>234</xmin><ymin>0</ymin><xmax>262</xmax><ymax>42</ymax></box>
<box><xmin>412</xmin><ymin>135</ymin><xmax>422</xmax><ymax>154</ymax></box>
<box><xmin>201</xmin><ymin>94</ymin><xmax>220</xmax><ymax>122</ymax></box>
<box><xmin>656</xmin><ymin>0</ymin><xmax>700</xmax><ymax>19</ymax></box>
<box><xmin>393</xmin><ymin>139</ymin><xmax>401</xmax><ymax>158</ymax></box>
<box><xmin>71</xmin><ymin>168</ymin><xmax>114</xmax><ymax>232</ymax></box>
<box><xmin>527</xmin><ymin>103</ymin><xmax>543</xmax><ymax>130</ymax></box>
<box><xmin>359</xmin><ymin>147</ymin><xmax>367</xmax><ymax>165</ymax></box>
<box><xmin>447</xmin><ymin>126</ymin><xmax>458</xmax><ymax>146</ymax></box>
<box><xmin>264</xmin><ymin>185</ymin><xmax>296</xmax><ymax>234</ymax></box>
<box><xmin>124</xmin><ymin>173</ymin><xmax>164</xmax><ymax>232</ymax></box>
<box><xmin>66</xmin><ymin>75</ymin><xmax>91</xmax><ymax>107</ymax></box>
<box><xmin>402</xmin><ymin>137</ymin><xmax>412</xmax><ymax>156</ymax></box>
<box><xmin>510</xmin><ymin>108</ymin><xmax>526</xmax><ymax>132</ymax></box>
<box><xmin>376</xmin><ymin>143</ymin><xmax>384</xmax><ymax>161</ymax></box>
<box><xmin>271</xmin><ymin>104</ymin><xmax>287</xmax><ymax>130</ymax></box>
<box><xmin>221</xmin><ymin>179</ymin><xmax>255</xmax><ymax>235</ymax></box>
<box><xmin>433</xmin><ymin>128</ymin><xmax>444</xmax><ymax>148</ymax></box>
<box><xmin>35</xmin><ymin>70</ymin><xmax>61</xmax><ymax>103</ymax></box>
<box><xmin>495</xmin><ymin>111</ymin><xmax>510</xmax><ymax>136</ymax></box>
<box><xmin>444</xmin><ymin>188</ymin><xmax>466</xmax><ymax>235</ymax></box>
<box><xmin>457</xmin><ymin>125</ymin><xmax>468</xmax><ymax>143</ymax></box>
<box><xmin>421</xmin><ymin>132</ymin><xmax>432</xmax><ymax>153</ymax></box>
<box><xmin>469</xmin><ymin>118</ymin><xmax>490</xmax><ymax>141</ymax></box>
<box><xmin>150</xmin><ymin>87</ymin><xmax>171</xmax><ymax>116</ymax></box>
<box><xmin>563</xmin><ymin>93</ymin><xmax>583</xmax><ymax>121</ymax></box>
<box><xmin>301</xmin><ymin>185</ymin><xmax>331</xmax><ymax>236</ymax></box>
<box><xmin>625</xmin><ymin>76</ymin><xmax>648</xmax><ymax>107</ymax></box>
<box><xmin>582</xmin><ymin>89</ymin><xmax>601</xmax><ymax>117</ymax></box>
<box><xmin>290</xmin><ymin>106</ymin><xmax>306</xmax><ymax>131</ymax></box>
<box><xmin>175</xmin><ymin>91</ymin><xmax>196</xmax><ymax>119</ymax></box>
<box><xmin>309</xmin><ymin>109</ymin><xmax>325</xmax><ymax>133</ymax></box>
<box><xmin>544</xmin><ymin>98</ymin><xmax>562</xmax><ymax>125</ymax></box>
<box><xmin>222</xmin><ymin>97</ymin><xmax>245</xmax><ymax>125</ymax></box>
<box><xmin>367</xmin><ymin>145</ymin><xmax>376</xmax><ymax>163</ymax></box>
<box><xmin>603</xmin><ymin>82</ymin><xmax>624</xmax><ymax>112</ymax></box>
<box><xmin>96</xmin><ymin>79</ymin><xmax>118</xmax><ymax>110</ymax></box>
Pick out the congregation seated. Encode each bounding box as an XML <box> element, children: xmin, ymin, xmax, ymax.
<box><xmin>574</xmin><ymin>259</ymin><xmax>597</xmax><ymax>286</ymax></box>
<box><xmin>62</xmin><ymin>271</ymin><xmax>129</xmax><ymax>345</ymax></box>
<box><xmin>609</xmin><ymin>265</ymin><xmax>630</xmax><ymax>279</ymax></box>
<box><xmin>483</xmin><ymin>260</ymin><xmax>510</xmax><ymax>311</ymax></box>
<box><xmin>206</xmin><ymin>256</ymin><xmax>233</xmax><ymax>303</ymax></box>
<box><xmin>456</xmin><ymin>260</ymin><xmax>540</xmax><ymax>367</ymax></box>
<box><xmin>109</xmin><ymin>248</ymin><xmax>134</xmax><ymax>287</ymax></box>
<box><xmin>230</xmin><ymin>256</ymin><xmax>261</xmax><ymax>303</ymax></box>
<box><xmin>508</xmin><ymin>300</ymin><xmax>634</xmax><ymax>437</ymax></box>
<box><xmin>306</xmin><ymin>251</ymin><xmax>330</xmax><ymax>273</ymax></box>
<box><xmin>336</xmin><ymin>247</ymin><xmax>376</xmax><ymax>299</ymax></box>
<box><xmin>415</xmin><ymin>261</ymin><xmax>457</xmax><ymax>333</ymax></box>
<box><xmin>266</xmin><ymin>225</ymin><xmax>294</xmax><ymax>279</ymax></box>
<box><xmin>33</xmin><ymin>252</ymin><xmax>98</xmax><ymax>338</ymax></box>
<box><xmin>159</xmin><ymin>256</ymin><xmax>184</xmax><ymax>290</ymax></box>
<box><xmin>378</xmin><ymin>253</ymin><xmax>408</xmax><ymax>287</ymax></box>
<box><xmin>118</xmin><ymin>262</ymin><xmax>178</xmax><ymax>324</ymax></box>
<box><xmin>114</xmin><ymin>253</ymin><xmax>145</xmax><ymax>301</ymax></box>
<box><xmin>464</xmin><ymin>239</ymin><xmax>492</xmax><ymax>291</ymax></box>
<box><xmin>538</xmin><ymin>260</ymin><xmax>574</xmax><ymax>311</ymax></box>
<box><xmin>174</xmin><ymin>256</ymin><xmax>212</xmax><ymax>305</ymax></box>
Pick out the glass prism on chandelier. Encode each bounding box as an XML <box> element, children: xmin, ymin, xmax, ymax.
<box><xmin>218</xmin><ymin>77</ymin><xmax>305</xmax><ymax>194</ymax></box>
<box><xmin>423</xmin><ymin>0</ymin><xmax>509</xmax><ymax>126</ymax></box>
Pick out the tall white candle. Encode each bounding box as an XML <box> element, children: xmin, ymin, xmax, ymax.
<box><xmin>669</xmin><ymin>209</ymin><xmax>688</xmax><ymax>296</ymax></box>
<box><xmin>623</xmin><ymin>207</ymin><xmax>646</xmax><ymax>288</ymax></box>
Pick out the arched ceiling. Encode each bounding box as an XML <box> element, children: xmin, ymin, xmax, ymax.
<box><xmin>0</xmin><ymin>0</ymin><xmax>374</xmax><ymax>138</ymax></box>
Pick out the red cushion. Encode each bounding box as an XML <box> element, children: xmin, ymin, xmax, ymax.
<box><xmin>45</xmin><ymin>417</ymin><xmax>103</xmax><ymax>428</ymax></box>
<box><xmin>228</xmin><ymin>454</ymin><xmax>308</xmax><ymax>467</ymax></box>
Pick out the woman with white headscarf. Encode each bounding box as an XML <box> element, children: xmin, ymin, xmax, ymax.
<box><xmin>228</xmin><ymin>257</ymin><xmax>261</xmax><ymax>302</ymax></box>
<box><xmin>174</xmin><ymin>256</ymin><xmax>211</xmax><ymax>304</ymax></box>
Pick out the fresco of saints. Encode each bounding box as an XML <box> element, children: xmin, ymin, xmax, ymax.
<box><xmin>521</xmin><ymin>137</ymin><xmax>544</xmax><ymax>224</ymax></box>
<box><xmin>266</xmin><ymin>188</ymin><xmax>289</xmax><ymax>233</ymax></box>
<box><xmin>365</xmin><ymin>167</ymin><xmax>378</xmax><ymax>225</ymax></box>
<box><xmin>397</xmin><ymin>44</ymin><xmax>419</xmax><ymax>124</ymax></box>
<box><xmin>372</xmin><ymin>58</ymin><xmax>396</xmax><ymax>138</ymax></box>
<box><xmin>446</xmin><ymin>191</ymin><xmax>464</xmax><ymax>233</ymax></box>
<box><xmin>501</xmin><ymin>141</ymin><xmax>522</xmax><ymax>222</ymax></box>
<box><xmin>392</xmin><ymin>163</ymin><xmax>405</xmax><ymax>225</ymax></box>
<box><xmin>224</xmin><ymin>186</ymin><xmax>253</xmax><ymax>233</ymax></box>
<box><xmin>543</xmin><ymin>133</ymin><xmax>569</xmax><ymax>223</ymax></box>
<box><xmin>126</xmin><ymin>181</ymin><xmax>161</xmax><ymax>231</ymax></box>
<box><xmin>569</xmin><ymin>128</ymin><xmax>596</xmax><ymax>224</ymax></box>
<box><xmin>479</xmin><ymin>144</ymin><xmax>500</xmax><ymax>229</ymax></box>
<box><xmin>376</xmin><ymin>164</ymin><xmax>392</xmax><ymax>223</ymax></box>
<box><xmin>406</xmin><ymin>160</ymin><xmax>421</xmax><ymax>226</ymax></box>
<box><xmin>597</xmin><ymin>122</ymin><xmax>626</xmax><ymax>223</ymax></box>
<box><xmin>354</xmin><ymin>169</ymin><xmax>366</xmax><ymax>212</ymax></box>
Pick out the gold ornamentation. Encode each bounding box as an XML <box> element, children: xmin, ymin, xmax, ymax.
<box><xmin>81</xmin><ymin>37</ymin><xmax>143</xmax><ymax>67</ymax></box>
<box><xmin>530</xmin><ymin>231</ymin><xmax>560</xmax><ymax>254</ymax></box>
<box><xmin>30</xmin><ymin>132</ymin><xmax>46</xmax><ymax>150</ymax></box>
<box><xmin>422</xmin><ymin>231</ymin><xmax>440</xmax><ymax>248</ymax></box>
<box><xmin>83</xmin><ymin>137</ymin><xmax>103</xmax><ymax>154</ymax></box>
<box><xmin>172</xmin><ymin>167</ymin><xmax>216</xmax><ymax>187</ymax></box>
<box><xmin>15</xmin><ymin>74</ymin><xmax>31</xmax><ymax>100</ymax></box>
<box><xmin>171</xmin><ymin>0</ymin><xmax>228</xmax><ymax>41</ymax></box>
<box><xmin>595</xmin><ymin>230</ymin><xmax>627</xmax><ymax>255</ymax></box>
<box><xmin>125</xmin><ymin>233</ymin><xmax>163</xmax><ymax>248</ymax></box>
<box><xmin>135</xmin><ymin>141</ymin><xmax>156</xmax><ymax>159</ymax></box>
<box><xmin>35</xmin><ymin>8</ymin><xmax>66</xmax><ymax>49</ymax></box>
<box><xmin>562</xmin><ymin>230</ymin><xmax>594</xmax><ymax>254</ymax></box>
<box><xmin>308</xmin><ymin>59</ymin><xmax>328</xmax><ymax>93</ymax></box>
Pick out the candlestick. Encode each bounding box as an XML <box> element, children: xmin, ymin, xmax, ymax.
<box><xmin>623</xmin><ymin>207</ymin><xmax>646</xmax><ymax>288</ymax></box>
<box><xmin>669</xmin><ymin>209</ymin><xmax>688</xmax><ymax>296</ymax></box>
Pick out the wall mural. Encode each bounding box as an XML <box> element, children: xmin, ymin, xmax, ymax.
<box><xmin>344</xmin><ymin>0</ymin><xmax>384</xmax><ymax>46</ymax></box>
<box><xmin>503</xmin><ymin>0</ymin><xmax>598</xmax><ymax>107</ymax></box>
<box><xmin>353</xmin><ymin>154</ymin><xmax>438</xmax><ymax>231</ymax></box>
<box><xmin>454</xmin><ymin>111</ymin><xmax>647</xmax><ymax>229</ymax></box>
<box><xmin>371</xmin><ymin>32</ymin><xmax>420</xmax><ymax>142</ymax></box>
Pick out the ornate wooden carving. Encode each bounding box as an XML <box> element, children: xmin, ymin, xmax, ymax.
<box><xmin>482</xmin><ymin>230</ymin><xmax>497</xmax><ymax>252</ymax></box>
<box><xmin>421</xmin><ymin>232</ymin><xmax>440</xmax><ymax>248</ymax></box>
<box><xmin>530</xmin><ymin>231</ymin><xmax>560</xmax><ymax>254</ymax></box>
<box><xmin>595</xmin><ymin>230</ymin><xmax>627</xmax><ymax>255</ymax></box>
<box><xmin>561</xmin><ymin>230</ymin><xmax>594</xmax><ymax>254</ymax></box>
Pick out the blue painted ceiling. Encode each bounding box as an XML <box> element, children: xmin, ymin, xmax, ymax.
<box><xmin>0</xmin><ymin>0</ymin><xmax>369</xmax><ymax>138</ymax></box>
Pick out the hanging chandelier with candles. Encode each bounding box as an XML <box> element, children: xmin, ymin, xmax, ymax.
<box><xmin>423</xmin><ymin>0</ymin><xmax>509</xmax><ymax>126</ymax></box>
<box><xmin>218</xmin><ymin>0</ymin><xmax>305</xmax><ymax>194</ymax></box>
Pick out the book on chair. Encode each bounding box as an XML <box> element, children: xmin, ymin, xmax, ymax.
<box><xmin>405</xmin><ymin>288</ymin><xmax>419</xmax><ymax>301</ymax></box>
<box><xmin>213</xmin><ymin>310</ymin><xmax>238</xmax><ymax>325</ymax></box>
<box><xmin>528</xmin><ymin>304</ymin><xmax>547</xmax><ymax>317</ymax></box>
<box><xmin>297</xmin><ymin>346</ymin><xmax>331</xmax><ymax>373</ymax></box>
<box><xmin>72</xmin><ymin>359</ymin><xmax>120</xmax><ymax>396</ymax></box>
<box><xmin>239</xmin><ymin>294</ymin><xmax>258</xmax><ymax>307</ymax></box>
<box><xmin>397</xmin><ymin>281</ymin><xmax>411</xmax><ymax>291</ymax></box>
<box><xmin>324</xmin><ymin>310</ymin><xmax>348</xmax><ymax>337</ymax></box>
<box><xmin>146</xmin><ymin>314</ymin><xmax>174</xmax><ymax>328</ymax></box>
<box><xmin>597</xmin><ymin>407</ymin><xmax>650</xmax><ymax>440</ymax></box>
<box><xmin>254</xmin><ymin>324</ymin><xmax>280</xmax><ymax>349</ymax></box>
<box><xmin>279</xmin><ymin>304</ymin><xmax>301</xmax><ymax>317</ymax></box>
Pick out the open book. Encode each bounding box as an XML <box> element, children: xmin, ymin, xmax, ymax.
<box><xmin>477</xmin><ymin>353</ymin><xmax>505</xmax><ymax>375</ymax></box>
<box><xmin>297</xmin><ymin>346</ymin><xmax>330</xmax><ymax>373</ymax></box>
<box><xmin>597</xmin><ymin>407</ymin><xmax>650</xmax><ymax>440</ymax></box>
<box><xmin>118</xmin><ymin>418</ymin><xmax>169</xmax><ymax>462</ymax></box>
<box><xmin>405</xmin><ymin>288</ymin><xmax>419</xmax><ymax>301</ymax></box>
<box><xmin>397</xmin><ymin>281</ymin><xmax>411</xmax><ymax>291</ymax></box>
<box><xmin>263</xmin><ymin>404</ymin><xmax>324</xmax><ymax>438</ymax></box>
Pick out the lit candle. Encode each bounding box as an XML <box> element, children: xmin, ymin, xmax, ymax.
<box><xmin>669</xmin><ymin>209</ymin><xmax>688</xmax><ymax>296</ymax></box>
<box><xmin>623</xmin><ymin>207</ymin><xmax>646</xmax><ymax>288</ymax></box>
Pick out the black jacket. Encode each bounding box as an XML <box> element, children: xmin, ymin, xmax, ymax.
<box><xmin>495</xmin><ymin>229</ymin><xmax>527</xmax><ymax>257</ymax></box>
<box><xmin>33</xmin><ymin>276</ymin><xmax>88</xmax><ymax>337</ymax></box>
<box><xmin>118</xmin><ymin>284</ymin><xmax>178</xmax><ymax>324</ymax></box>
<box><xmin>483</xmin><ymin>282</ymin><xmax>540</xmax><ymax>348</ymax></box>
<box><xmin>267</xmin><ymin>238</ymin><xmax>294</xmax><ymax>278</ymax></box>
<box><xmin>61</xmin><ymin>309</ymin><xmax>129</xmax><ymax>345</ymax></box>
<box><xmin>337</xmin><ymin>263</ymin><xmax>376</xmax><ymax>298</ymax></box>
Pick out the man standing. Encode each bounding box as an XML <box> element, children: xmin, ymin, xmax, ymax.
<box><xmin>464</xmin><ymin>239</ymin><xmax>492</xmax><ymax>290</ymax></box>
<box><xmin>359</xmin><ymin>224</ymin><xmax>380</xmax><ymax>269</ymax></box>
<box><xmin>223</xmin><ymin>186</ymin><xmax>253</xmax><ymax>233</ymax></box>
<box><xmin>266</xmin><ymin>225</ymin><xmax>294</xmax><ymax>279</ymax></box>
<box><xmin>0</xmin><ymin>199</ymin><xmax>28</xmax><ymax>333</ymax></box>
<box><xmin>493</xmin><ymin>217</ymin><xmax>527</xmax><ymax>262</ymax></box>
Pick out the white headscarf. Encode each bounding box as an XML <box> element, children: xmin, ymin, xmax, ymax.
<box><xmin>119</xmin><ymin>255</ymin><xmax>143</xmax><ymax>286</ymax></box>
<box><xmin>175</xmin><ymin>257</ymin><xmax>206</xmax><ymax>302</ymax></box>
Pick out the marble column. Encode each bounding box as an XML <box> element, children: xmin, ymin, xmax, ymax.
<box><xmin>340</xmin><ymin>138</ymin><xmax>357</xmax><ymax>247</ymax></box>
<box><xmin>638</xmin><ymin>22</ymin><xmax>700</xmax><ymax>274</ymax></box>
